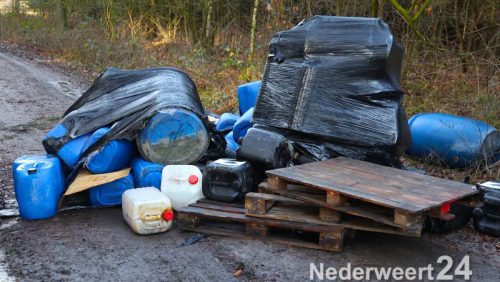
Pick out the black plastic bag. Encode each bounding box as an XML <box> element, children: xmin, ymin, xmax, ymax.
<box><xmin>43</xmin><ymin>67</ymin><xmax>225</xmax><ymax>172</ymax></box>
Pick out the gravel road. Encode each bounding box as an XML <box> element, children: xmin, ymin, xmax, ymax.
<box><xmin>0</xmin><ymin>47</ymin><xmax>498</xmax><ymax>282</ymax></box>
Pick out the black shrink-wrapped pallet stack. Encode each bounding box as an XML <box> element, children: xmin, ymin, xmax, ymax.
<box><xmin>245</xmin><ymin>16</ymin><xmax>411</xmax><ymax>168</ymax></box>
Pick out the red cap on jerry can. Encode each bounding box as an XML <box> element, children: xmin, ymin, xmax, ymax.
<box><xmin>188</xmin><ymin>175</ymin><xmax>199</xmax><ymax>185</ymax></box>
<box><xmin>162</xmin><ymin>210</ymin><xmax>174</xmax><ymax>221</ymax></box>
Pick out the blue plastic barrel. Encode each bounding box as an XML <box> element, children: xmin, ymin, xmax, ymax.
<box><xmin>89</xmin><ymin>173</ymin><xmax>134</xmax><ymax>207</ymax></box>
<box><xmin>44</xmin><ymin>123</ymin><xmax>68</xmax><ymax>140</ymax></box>
<box><xmin>406</xmin><ymin>113</ymin><xmax>499</xmax><ymax>168</ymax></box>
<box><xmin>86</xmin><ymin>139</ymin><xmax>134</xmax><ymax>173</ymax></box>
<box><xmin>80</xmin><ymin>127</ymin><xmax>109</xmax><ymax>153</ymax></box>
<box><xmin>237</xmin><ymin>81</ymin><xmax>261</xmax><ymax>115</ymax></box>
<box><xmin>56</xmin><ymin>131</ymin><xmax>94</xmax><ymax>168</ymax></box>
<box><xmin>137</xmin><ymin>108</ymin><xmax>209</xmax><ymax>165</ymax></box>
<box><xmin>233</xmin><ymin>107</ymin><xmax>254</xmax><ymax>143</ymax></box>
<box><xmin>84</xmin><ymin>127</ymin><xmax>135</xmax><ymax>174</ymax></box>
<box><xmin>216</xmin><ymin>113</ymin><xmax>240</xmax><ymax>132</ymax></box>
<box><xmin>225</xmin><ymin>131</ymin><xmax>240</xmax><ymax>157</ymax></box>
<box><xmin>131</xmin><ymin>157</ymin><xmax>163</xmax><ymax>188</ymax></box>
<box><xmin>13</xmin><ymin>155</ymin><xmax>65</xmax><ymax>220</ymax></box>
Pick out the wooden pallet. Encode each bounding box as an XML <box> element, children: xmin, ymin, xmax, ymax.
<box><xmin>177</xmin><ymin>196</ymin><xmax>423</xmax><ymax>252</ymax></box>
<box><xmin>177</xmin><ymin>200</ymin><xmax>346</xmax><ymax>251</ymax></box>
<box><xmin>244</xmin><ymin>192</ymin><xmax>420</xmax><ymax>236</ymax></box>
<box><xmin>263</xmin><ymin>157</ymin><xmax>479</xmax><ymax>231</ymax></box>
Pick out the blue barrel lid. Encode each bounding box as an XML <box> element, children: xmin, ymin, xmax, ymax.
<box><xmin>13</xmin><ymin>154</ymin><xmax>58</xmax><ymax>172</ymax></box>
<box><xmin>137</xmin><ymin>108</ymin><xmax>209</xmax><ymax>165</ymax></box>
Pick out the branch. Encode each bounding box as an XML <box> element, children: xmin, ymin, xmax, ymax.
<box><xmin>412</xmin><ymin>0</ymin><xmax>431</xmax><ymax>23</ymax></box>
<box><xmin>390</xmin><ymin>0</ymin><xmax>411</xmax><ymax>23</ymax></box>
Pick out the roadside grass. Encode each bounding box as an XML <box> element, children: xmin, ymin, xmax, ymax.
<box><xmin>0</xmin><ymin>13</ymin><xmax>498</xmax><ymax>182</ymax></box>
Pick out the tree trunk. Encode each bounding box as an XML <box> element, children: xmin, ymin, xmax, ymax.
<box><xmin>454</xmin><ymin>0</ymin><xmax>467</xmax><ymax>72</ymax></box>
<box><xmin>371</xmin><ymin>0</ymin><xmax>378</xmax><ymax>17</ymax></box>
<box><xmin>12</xmin><ymin>0</ymin><xmax>20</xmax><ymax>14</ymax></box>
<box><xmin>247</xmin><ymin>0</ymin><xmax>260</xmax><ymax>81</ymax></box>
<box><xmin>378</xmin><ymin>0</ymin><xmax>385</xmax><ymax>19</ymax></box>
<box><xmin>205</xmin><ymin>0</ymin><xmax>213</xmax><ymax>47</ymax></box>
<box><xmin>59</xmin><ymin>0</ymin><xmax>69</xmax><ymax>29</ymax></box>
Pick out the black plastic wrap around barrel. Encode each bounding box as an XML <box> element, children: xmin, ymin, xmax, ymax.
<box><xmin>251</xmin><ymin>16</ymin><xmax>411</xmax><ymax>166</ymax></box>
<box><xmin>43</xmin><ymin>67</ymin><xmax>225</xmax><ymax>171</ymax></box>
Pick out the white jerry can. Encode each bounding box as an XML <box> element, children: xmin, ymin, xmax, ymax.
<box><xmin>122</xmin><ymin>187</ymin><xmax>174</xmax><ymax>235</ymax></box>
<box><xmin>161</xmin><ymin>165</ymin><xmax>204</xmax><ymax>210</ymax></box>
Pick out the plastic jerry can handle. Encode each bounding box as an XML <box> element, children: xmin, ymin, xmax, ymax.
<box><xmin>142</xmin><ymin>214</ymin><xmax>162</xmax><ymax>222</ymax></box>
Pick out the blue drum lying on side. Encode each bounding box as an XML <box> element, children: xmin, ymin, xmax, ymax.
<box><xmin>84</xmin><ymin>127</ymin><xmax>135</xmax><ymax>174</ymax></box>
<box><xmin>137</xmin><ymin>109</ymin><xmax>209</xmax><ymax>165</ymax></box>
<box><xmin>406</xmin><ymin>113</ymin><xmax>499</xmax><ymax>168</ymax></box>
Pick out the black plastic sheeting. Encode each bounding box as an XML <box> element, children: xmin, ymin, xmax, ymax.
<box><xmin>251</xmin><ymin>16</ymin><xmax>411</xmax><ymax>167</ymax></box>
<box><xmin>43</xmin><ymin>67</ymin><xmax>225</xmax><ymax>170</ymax></box>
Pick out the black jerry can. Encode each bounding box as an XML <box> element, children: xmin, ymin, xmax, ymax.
<box><xmin>202</xmin><ymin>159</ymin><xmax>254</xmax><ymax>202</ymax></box>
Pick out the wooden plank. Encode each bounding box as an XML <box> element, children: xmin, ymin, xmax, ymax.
<box><xmin>191</xmin><ymin>201</ymin><xmax>243</xmax><ymax>214</ymax></box>
<box><xmin>394</xmin><ymin>210</ymin><xmax>423</xmax><ymax>230</ymax></box>
<box><xmin>267</xmin><ymin>175</ymin><xmax>288</xmax><ymax>191</ymax></box>
<box><xmin>320</xmin><ymin>191</ymin><xmax>345</xmax><ymax>223</ymax></box>
<box><xmin>246</xmin><ymin>223</ymin><xmax>268</xmax><ymax>238</ymax></box>
<box><xmin>245</xmin><ymin>192</ymin><xmax>314</xmax><ymax>215</ymax></box>
<box><xmin>64</xmin><ymin>168</ymin><xmax>131</xmax><ymax>196</ymax></box>
<box><xmin>180</xmin><ymin>224</ymin><xmax>338</xmax><ymax>252</ymax></box>
<box><xmin>326</xmin><ymin>191</ymin><xmax>347</xmax><ymax>206</ymax></box>
<box><xmin>259</xmin><ymin>182</ymin><xmax>401</xmax><ymax>228</ymax></box>
<box><xmin>200</xmin><ymin>199</ymin><xmax>245</xmax><ymax>208</ymax></box>
<box><xmin>246</xmin><ymin>192</ymin><xmax>307</xmax><ymax>204</ymax></box>
<box><xmin>266</xmin><ymin>157</ymin><xmax>478</xmax><ymax>213</ymax></box>
<box><xmin>319</xmin><ymin>207</ymin><xmax>341</xmax><ymax>223</ymax></box>
<box><xmin>179</xmin><ymin>206</ymin><xmax>341</xmax><ymax>233</ymax></box>
<box><xmin>319</xmin><ymin>228</ymin><xmax>345</xmax><ymax>251</ymax></box>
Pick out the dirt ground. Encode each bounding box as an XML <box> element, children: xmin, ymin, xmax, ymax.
<box><xmin>0</xmin><ymin>46</ymin><xmax>498</xmax><ymax>282</ymax></box>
